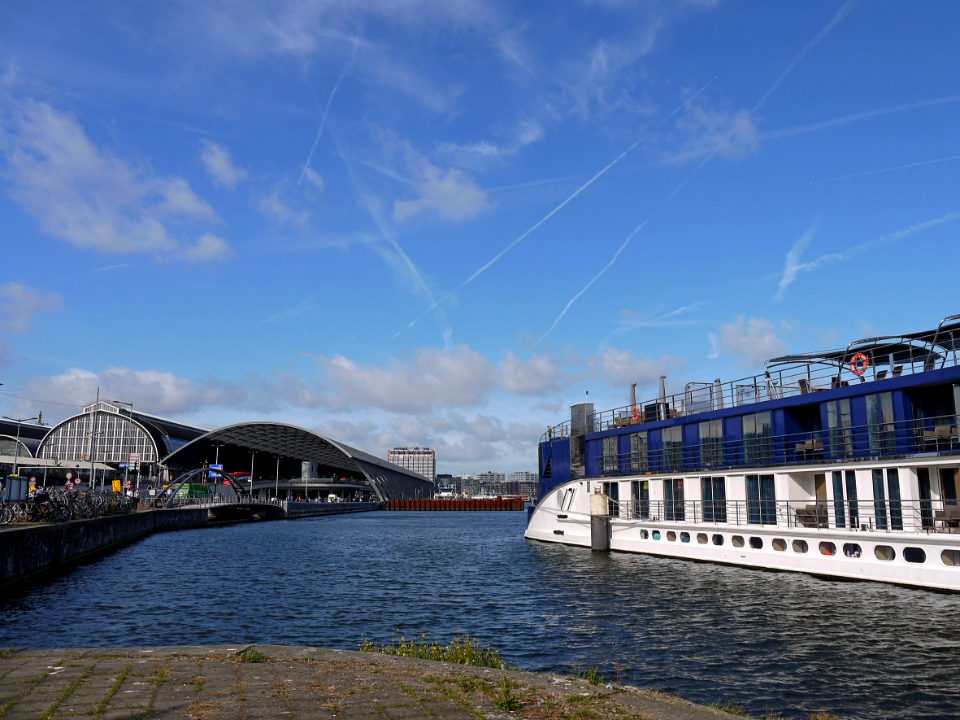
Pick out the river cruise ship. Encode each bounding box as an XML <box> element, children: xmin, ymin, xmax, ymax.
<box><xmin>526</xmin><ymin>314</ymin><xmax>960</xmax><ymax>591</ymax></box>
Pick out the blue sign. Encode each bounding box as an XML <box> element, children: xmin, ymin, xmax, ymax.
<box><xmin>209</xmin><ymin>463</ymin><xmax>223</xmax><ymax>478</ymax></box>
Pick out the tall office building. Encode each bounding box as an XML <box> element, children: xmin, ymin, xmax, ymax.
<box><xmin>388</xmin><ymin>447</ymin><xmax>436</xmax><ymax>481</ymax></box>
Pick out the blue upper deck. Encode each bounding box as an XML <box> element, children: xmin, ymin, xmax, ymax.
<box><xmin>537</xmin><ymin>314</ymin><xmax>960</xmax><ymax>495</ymax></box>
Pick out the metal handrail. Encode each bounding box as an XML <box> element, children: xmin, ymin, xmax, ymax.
<box><xmin>582</xmin><ymin>496</ymin><xmax>956</xmax><ymax>534</ymax></box>
<box><xmin>589</xmin><ymin>413</ymin><xmax>960</xmax><ymax>477</ymax></box>
<box><xmin>543</xmin><ymin>321</ymin><xmax>960</xmax><ymax>442</ymax></box>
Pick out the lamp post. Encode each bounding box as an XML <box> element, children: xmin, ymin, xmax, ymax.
<box><xmin>248</xmin><ymin>451</ymin><xmax>256</xmax><ymax>501</ymax></box>
<box><xmin>274</xmin><ymin>456</ymin><xmax>281</xmax><ymax>501</ymax></box>
<box><xmin>2</xmin><ymin>414</ymin><xmax>38</xmax><ymax>478</ymax></box>
<box><xmin>211</xmin><ymin>443</ymin><xmax>224</xmax><ymax>499</ymax></box>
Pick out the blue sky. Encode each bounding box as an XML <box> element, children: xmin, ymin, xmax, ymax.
<box><xmin>1</xmin><ymin>0</ymin><xmax>959</xmax><ymax>474</ymax></box>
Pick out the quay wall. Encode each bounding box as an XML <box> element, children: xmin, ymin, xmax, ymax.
<box><xmin>283</xmin><ymin>500</ymin><xmax>379</xmax><ymax>518</ymax></box>
<box><xmin>0</xmin><ymin>508</ymin><xmax>207</xmax><ymax>589</ymax></box>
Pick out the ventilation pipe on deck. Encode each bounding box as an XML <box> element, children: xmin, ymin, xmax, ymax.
<box><xmin>630</xmin><ymin>382</ymin><xmax>637</xmax><ymax>408</ymax></box>
<box><xmin>658</xmin><ymin>375</ymin><xmax>667</xmax><ymax>421</ymax></box>
<box><xmin>714</xmin><ymin>378</ymin><xmax>724</xmax><ymax>409</ymax></box>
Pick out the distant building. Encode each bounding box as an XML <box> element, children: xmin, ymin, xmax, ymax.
<box><xmin>388</xmin><ymin>446</ymin><xmax>436</xmax><ymax>482</ymax></box>
<box><xmin>509</xmin><ymin>471</ymin><xmax>537</xmax><ymax>484</ymax></box>
<box><xmin>476</xmin><ymin>470</ymin><xmax>505</xmax><ymax>484</ymax></box>
<box><xmin>508</xmin><ymin>470</ymin><xmax>540</xmax><ymax>498</ymax></box>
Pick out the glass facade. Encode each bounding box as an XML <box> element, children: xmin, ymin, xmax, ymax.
<box><xmin>39</xmin><ymin>404</ymin><xmax>159</xmax><ymax>464</ymax></box>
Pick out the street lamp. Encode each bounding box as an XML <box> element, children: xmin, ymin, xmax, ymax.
<box><xmin>274</xmin><ymin>455</ymin><xmax>282</xmax><ymax>501</ymax></box>
<box><xmin>3</xmin><ymin>415</ymin><xmax>38</xmax><ymax>478</ymax></box>
<box><xmin>248</xmin><ymin>451</ymin><xmax>256</xmax><ymax>501</ymax></box>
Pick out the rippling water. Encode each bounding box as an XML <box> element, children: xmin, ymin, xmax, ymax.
<box><xmin>2</xmin><ymin>512</ymin><xmax>958</xmax><ymax>719</ymax></box>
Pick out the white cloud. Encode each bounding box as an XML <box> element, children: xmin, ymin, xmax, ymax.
<box><xmin>200</xmin><ymin>139</ymin><xmax>247</xmax><ymax>188</ymax></box>
<box><xmin>392</xmin><ymin>151</ymin><xmax>488</xmax><ymax>223</ymax></box>
<box><xmin>590</xmin><ymin>348</ymin><xmax>681</xmax><ymax>387</ymax></box>
<box><xmin>498</xmin><ymin>353</ymin><xmax>562</xmax><ymax>394</ymax></box>
<box><xmin>318</xmin><ymin>345</ymin><xmax>496</xmax><ymax>412</ymax></box>
<box><xmin>257</xmin><ymin>190</ymin><xmax>310</xmax><ymax>227</ymax></box>
<box><xmin>0</xmin><ymin>282</ymin><xmax>60</xmax><ymax>332</ymax></box>
<box><xmin>0</xmin><ymin>95</ymin><xmax>227</xmax><ymax>260</ymax></box>
<box><xmin>664</xmin><ymin>104</ymin><xmax>759</xmax><ymax>164</ymax></box>
<box><xmin>563</xmin><ymin>35</ymin><xmax>659</xmax><ymax>120</ymax></box>
<box><xmin>709</xmin><ymin>317</ymin><xmax>787</xmax><ymax>369</ymax></box>
<box><xmin>182</xmin><ymin>234</ymin><xmax>233</xmax><ymax>263</ymax></box>
<box><xmin>301</xmin><ymin>166</ymin><xmax>325</xmax><ymax>191</ymax></box>
<box><xmin>775</xmin><ymin>222</ymin><xmax>817</xmax><ymax>300</ymax></box>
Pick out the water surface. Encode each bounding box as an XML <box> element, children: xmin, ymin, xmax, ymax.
<box><xmin>1</xmin><ymin>512</ymin><xmax>956</xmax><ymax>719</ymax></box>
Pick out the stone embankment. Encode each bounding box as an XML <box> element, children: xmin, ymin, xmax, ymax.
<box><xmin>0</xmin><ymin>645</ymin><xmax>738</xmax><ymax>720</ymax></box>
<box><xmin>0</xmin><ymin>508</ymin><xmax>207</xmax><ymax>589</ymax></box>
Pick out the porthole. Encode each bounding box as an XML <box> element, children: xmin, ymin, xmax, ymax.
<box><xmin>667</xmin><ymin>531</ymin><xmax>677</xmax><ymax>541</ymax></box>
<box><xmin>793</xmin><ymin>539</ymin><xmax>808</xmax><ymax>553</ymax></box>
<box><xmin>680</xmin><ymin>532</ymin><xmax>690</xmax><ymax>543</ymax></box>
<box><xmin>652</xmin><ymin>530</ymin><xmax>661</xmax><ymax>540</ymax></box>
<box><xmin>697</xmin><ymin>533</ymin><xmax>708</xmax><ymax>545</ymax></box>
<box><xmin>772</xmin><ymin>538</ymin><xmax>786</xmax><ymax>552</ymax></box>
<box><xmin>819</xmin><ymin>541</ymin><xmax>837</xmax><ymax>556</ymax></box>
<box><xmin>749</xmin><ymin>537</ymin><xmax>763</xmax><ymax>549</ymax></box>
<box><xmin>843</xmin><ymin>543</ymin><xmax>862</xmax><ymax>558</ymax></box>
<box><xmin>904</xmin><ymin>547</ymin><xmax>927</xmax><ymax>564</ymax></box>
<box><xmin>876</xmin><ymin>545</ymin><xmax>896</xmax><ymax>561</ymax></box>
<box><xmin>941</xmin><ymin>549</ymin><xmax>960</xmax><ymax>566</ymax></box>
<box><xmin>640</xmin><ymin>529</ymin><xmax>649</xmax><ymax>539</ymax></box>
<box><xmin>732</xmin><ymin>535</ymin><xmax>745</xmax><ymax>548</ymax></box>
<box><xmin>712</xmin><ymin>534</ymin><xmax>724</xmax><ymax>546</ymax></box>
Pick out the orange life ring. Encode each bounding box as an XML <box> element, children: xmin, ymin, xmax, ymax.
<box><xmin>850</xmin><ymin>352</ymin><xmax>869</xmax><ymax>376</ymax></box>
<box><xmin>631</xmin><ymin>405</ymin><xmax>640</xmax><ymax>421</ymax></box>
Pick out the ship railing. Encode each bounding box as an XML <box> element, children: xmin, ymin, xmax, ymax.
<box><xmin>598</xmin><ymin>497</ymin><xmax>956</xmax><ymax>534</ymax></box>
<box><xmin>592</xmin><ymin>413</ymin><xmax>960</xmax><ymax>477</ymax></box>
<box><xmin>542</xmin><ymin>324</ymin><xmax>960</xmax><ymax>441</ymax></box>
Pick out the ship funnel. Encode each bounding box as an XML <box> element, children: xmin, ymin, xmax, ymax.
<box><xmin>658</xmin><ymin>375</ymin><xmax>666</xmax><ymax>403</ymax></box>
<box><xmin>630</xmin><ymin>382</ymin><xmax>637</xmax><ymax>407</ymax></box>
<box><xmin>714</xmin><ymin>378</ymin><xmax>724</xmax><ymax>409</ymax></box>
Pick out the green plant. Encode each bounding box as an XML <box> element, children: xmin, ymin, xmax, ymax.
<box><xmin>706</xmin><ymin>702</ymin><xmax>748</xmax><ymax>717</ymax></box>
<box><xmin>359</xmin><ymin>633</ymin><xmax>511</xmax><ymax>670</ymax></box>
<box><xmin>572</xmin><ymin>664</ymin><xmax>605</xmax><ymax>686</ymax></box>
<box><xmin>238</xmin><ymin>647</ymin><xmax>266</xmax><ymax>664</ymax></box>
<box><xmin>496</xmin><ymin>676</ymin><xmax>522</xmax><ymax>712</ymax></box>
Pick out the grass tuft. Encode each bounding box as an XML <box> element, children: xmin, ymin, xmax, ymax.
<box><xmin>496</xmin><ymin>675</ymin><xmax>522</xmax><ymax>712</ymax></box>
<box><xmin>572</xmin><ymin>664</ymin><xmax>605</xmax><ymax>686</ymax></box>
<box><xmin>238</xmin><ymin>647</ymin><xmax>266</xmax><ymax>664</ymax></box>
<box><xmin>359</xmin><ymin>632</ymin><xmax>512</xmax><ymax>669</ymax></box>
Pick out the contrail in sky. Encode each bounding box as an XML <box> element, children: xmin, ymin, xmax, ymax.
<box><xmin>395</xmin><ymin>77</ymin><xmax>717</xmax><ymax>338</ymax></box>
<box><xmin>811</xmin><ymin>153</ymin><xmax>960</xmax><ymax>184</ymax></box>
<box><xmin>298</xmin><ymin>42</ymin><xmax>358</xmax><ymax>188</ymax></box>
<box><xmin>536</xmin><ymin>221</ymin><xmax>647</xmax><ymax>345</ymax></box>
<box><xmin>753</xmin><ymin>0</ymin><xmax>861</xmax><ymax>113</ymax></box>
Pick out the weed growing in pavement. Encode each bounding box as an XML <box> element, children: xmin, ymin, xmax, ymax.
<box><xmin>572</xmin><ymin>664</ymin><xmax>605</xmax><ymax>686</ymax></box>
<box><xmin>238</xmin><ymin>647</ymin><xmax>266</xmax><ymax>664</ymax></box>
<box><xmin>496</xmin><ymin>676</ymin><xmax>522</xmax><ymax>712</ymax></box>
<box><xmin>359</xmin><ymin>633</ymin><xmax>513</xmax><ymax>670</ymax></box>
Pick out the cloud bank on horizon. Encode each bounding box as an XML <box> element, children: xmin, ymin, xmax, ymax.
<box><xmin>1</xmin><ymin>0</ymin><xmax>959</xmax><ymax>473</ymax></box>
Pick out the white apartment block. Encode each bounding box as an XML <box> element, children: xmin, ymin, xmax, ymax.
<box><xmin>387</xmin><ymin>447</ymin><xmax>436</xmax><ymax>481</ymax></box>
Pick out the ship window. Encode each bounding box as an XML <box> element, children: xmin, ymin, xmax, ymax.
<box><xmin>732</xmin><ymin>535</ymin><xmax>745</xmax><ymax>548</ymax></box>
<box><xmin>827</xmin><ymin>399</ymin><xmax>853</xmax><ymax>458</ymax></box>
<box><xmin>697</xmin><ymin>533</ymin><xmax>708</xmax><ymax>544</ymax></box>
<box><xmin>746</xmin><ymin>474</ymin><xmax>776</xmax><ymax>525</ymax></box>
<box><xmin>793</xmin><ymin>539</ymin><xmax>808</xmax><ymax>553</ymax></box>
<box><xmin>699</xmin><ymin>419</ymin><xmax>723</xmax><ymax>466</ymax></box>
<box><xmin>662</xmin><ymin>426</ymin><xmax>683</xmax><ymax>469</ymax></box>
<box><xmin>603</xmin><ymin>482</ymin><xmax>620</xmax><ymax>517</ymax></box>
<box><xmin>667</xmin><ymin>531</ymin><xmax>677</xmax><ymax>541</ymax></box>
<box><xmin>640</xmin><ymin>529</ymin><xmax>649</xmax><ymax>539</ymax></box>
<box><xmin>632</xmin><ymin>480</ymin><xmax>649</xmax><ymax>519</ymax></box>
<box><xmin>742</xmin><ymin>412</ymin><xmax>772</xmax><ymax>463</ymax></box>
<box><xmin>556</xmin><ymin>489</ymin><xmax>565</xmax><ymax>507</ymax></box>
<box><xmin>652</xmin><ymin>530</ymin><xmax>661</xmax><ymax>540</ymax></box>
<box><xmin>664</xmin><ymin>478</ymin><xmax>685</xmax><ymax>521</ymax></box>
<box><xmin>701</xmin><ymin>477</ymin><xmax>727</xmax><ymax>523</ymax></box>
<box><xmin>876</xmin><ymin>545</ymin><xmax>896</xmax><ymax>561</ymax></box>
<box><xmin>630</xmin><ymin>432</ymin><xmax>648</xmax><ymax>473</ymax></box>
<box><xmin>904</xmin><ymin>547</ymin><xmax>926</xmax><ymax>563</ymax></box>
<box><xmin>843</xmin><ymin>543</ymin><xmax>862</xmax><ymax>558</ymax></box>
<box><xmin>680</xmin><ymin>532</ymin><xmax>690</xmax><ymax>542</ymax></box>
<box><xmin>712</xmin><ymin>534</ymin><xmax>724</xmax><ymax>546</ymax></box>
<box><xmin>772</xmin><ymin>538</ymin><xmax>786</xmax><ymax>552</ymax></box>
<box><xmin>941</xmin><ymin>549</ymin><xmax>960</xmax><ymax>566</ymax></box>
<box><xmin>602</xmin><ymin>435</ymin><xmax>618</xmax><ymax>473</ymax></box>
<box><xmin>820</xmin><ymin>541</ymin><xmax>837</xmax><ymax>556</ymax></box>
<box><xmin>749</xmin><ymin>537</ymin><xmax>763</xmax><ymax>549</ymax></box>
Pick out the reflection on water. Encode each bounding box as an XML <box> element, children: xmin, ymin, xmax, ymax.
<box><xmin>2</xmin><ymin>512</ymin><xmax>958</xmax><ymax>719</ymax></box>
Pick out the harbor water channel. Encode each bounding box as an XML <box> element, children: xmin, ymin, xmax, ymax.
<box><xmin>1</xmin><ymin>511</ymin><xmax>957</xmax><ymax>719</ymax></box>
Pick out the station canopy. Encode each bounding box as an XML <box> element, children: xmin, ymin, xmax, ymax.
<box><xmin>161</xmin><ymin>422</ymin><xmax>432</xmax><ymax>500</ymax></box>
